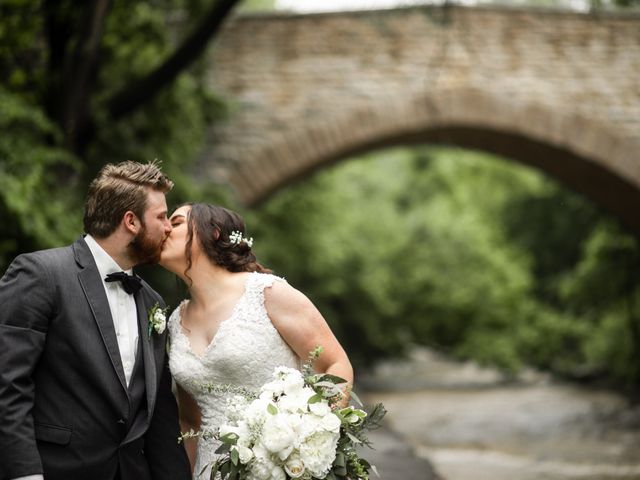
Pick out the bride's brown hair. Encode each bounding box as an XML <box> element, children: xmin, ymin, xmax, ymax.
<box><xmin>182</xmin><ymin>203</ymin><xmax>271</xmax><ymax>283</ymax></box>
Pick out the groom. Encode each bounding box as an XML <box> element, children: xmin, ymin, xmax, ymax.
<box><xmin>0</xmin><ymin>162</ymin><xmax>190</xmax><ymax>480</ymax></box>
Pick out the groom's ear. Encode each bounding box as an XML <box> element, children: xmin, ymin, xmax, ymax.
<box><xmin>123</xmin><ymin>211</ymin><xmax>141</xmax><ymax>234</ymax></box>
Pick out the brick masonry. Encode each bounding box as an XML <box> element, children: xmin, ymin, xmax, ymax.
<box><xmin>200</xmin><ymin>5</ymin><xmax>640</xmax><ymax>232</ymax></box>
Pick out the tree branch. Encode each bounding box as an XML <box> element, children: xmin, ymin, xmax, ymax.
<box><xmin>106</xmin><ymin>0</ymin><xmax>241</xmax><ymax>121</ymax></box>
<box><xmin>43</xmin><ymin>0</ymin><xmax>72</xmax><ymax>122</ymax></box>
<box><xmin>61</xmin><ymin>0</ymin><xmax>111</xmax><ymax>153</ymax></box>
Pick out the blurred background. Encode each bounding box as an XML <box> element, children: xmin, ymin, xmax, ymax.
<box><xmin>2</xmin><ymin>0</ymin><xmax>640</xmax><ymax>478</ymax></box>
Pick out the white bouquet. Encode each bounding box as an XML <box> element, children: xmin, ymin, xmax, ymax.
<box><xmin>187</xmin><ymin>347</ymin><xmax>386</xmax><ymax>480</ymax></box>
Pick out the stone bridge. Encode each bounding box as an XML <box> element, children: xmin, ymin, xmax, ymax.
<box><xmin>200</xmin><ymin>5</ymin><xmax>640</xmax><ymax>233</ymax></box>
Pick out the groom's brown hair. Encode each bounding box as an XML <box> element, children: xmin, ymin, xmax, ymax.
<box><xmin>83</xmin><ymin>160</ymin><xmax>173</xmax><ymax>238</ymax></box>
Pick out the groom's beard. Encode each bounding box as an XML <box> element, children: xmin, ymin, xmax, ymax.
<box><xmin>129</xmin><ymin>223</ymin><xmax>164</xmax><ymax>266</ymax></box>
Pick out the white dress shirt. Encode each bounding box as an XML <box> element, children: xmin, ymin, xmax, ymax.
<box><xmin>85</xmin><ymin>235</ymin><xmax>139</xmax><ymax>386</ymax></box>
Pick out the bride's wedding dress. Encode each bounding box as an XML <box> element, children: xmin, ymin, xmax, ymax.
<box><xmin>168</xmin><ymin>272</ymin><xmax>300</xmax><ymax>479</ymax></box>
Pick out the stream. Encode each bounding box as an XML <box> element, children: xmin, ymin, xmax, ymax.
<box><xmin>360</xmin><ymin>347</ymin><xmax>640</xmax><ymax>480</ymax></box>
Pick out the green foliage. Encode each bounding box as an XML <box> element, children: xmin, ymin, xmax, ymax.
<box><xmin>0</xmin><ymin>0</ymin><xmax>231</xmax><ymax>273</ymax></box>
<box><xmin>0</xmin><ymin>88</ymin><xmax>83</xmax><ymax>266</ymax></box>
<box><xmin>0</xmin><ymin>0</ymin><xmax>45</xmax><ymax>95</ymax></box>
<box><xmin>249</xmin><ymin>146</ymin><xmax>640</xmax><ymax>388</ymax></box>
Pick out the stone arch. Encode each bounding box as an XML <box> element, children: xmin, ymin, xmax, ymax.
<box><xmin>228</xmin><ymin>88</ymin><xmax>640</xmax><ymax>234</ymax></box>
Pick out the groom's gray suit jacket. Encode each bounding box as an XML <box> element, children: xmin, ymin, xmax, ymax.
<box><xmin>0</xmin><ymin>236</ymin><xmax>190</xmax><ymax>480</ymax></box>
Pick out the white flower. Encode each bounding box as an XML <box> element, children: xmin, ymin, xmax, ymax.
<box><xmin>229</xmin><ymin>230</ymin><xmax>254</xmax><ymax>248</ymax></box>
<box><xmin>277</xmin><ymin>387</ymin><xmax>315</xmax><ymax>413</ymax></box>
<box><xmin>284</xmin><ymin>454</ymin><xmax>306</xmax><ymax>478</ymax></box>
<box><xmin>211</xmin><ymin>351</ymin><xmax>385</xmax><ymax>480</ymax></box>
<box><xmin>261</xmin><ymin>414</ymin><xmax>297</xmax><ymax>456</ymax></box>
<box><xmin>299</xmin><ymin>430</ymin><xmax>340</xmax><ymax>478</ymax></box>
<box><xmin>282</xmin><ymin>371</ymin><xmax>305</xmax><ymax>396</ymax></box>
<box><xmin>147</xmin><ymin>303</ymin><xmax>167</xmax><ymax>336</ymax></box>
<box><xmin>270</xmin><ymin>465</ymin><xmax>286</xmax><ymax>480</ymax></box>
<box><xmin>321</xmin><ymin>412</ymin><xmax>342</xmax><ymax>433</ymax></box>
<box><xmin>233</xmin><ymin>444</ymin><xmax>254</xmax><ymax>464</ymax></box>
<box><xmin>309</xmin><ymin>400</ymin><xmax>331</xmax><ymax>417</ymax></box>
<box><xmin>247</xmin><ymin>448</ymin><xmax>277</xmax><ymax>480</ymax></box>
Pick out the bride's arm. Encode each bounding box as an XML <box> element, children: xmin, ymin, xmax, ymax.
<box><xmin>264</xmin><ymin>281</ymin><xmax>354</xmax><ymax>407</ymax></box>
<box><xmin>177</xmin><ymin>384</ymin><xmax>201</xmax><ymax>472</ymax></box>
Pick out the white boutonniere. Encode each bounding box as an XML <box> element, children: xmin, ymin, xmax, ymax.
<box><xmin>148</xmin><ymin>303</ymin><xmax>168</xmax><ymax>337</ymax></box>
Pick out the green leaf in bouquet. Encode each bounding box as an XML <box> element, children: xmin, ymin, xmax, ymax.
<box><xmin>332</xmin><ymin>454</ymin><xmax>348</xmax><ymax>477</ymax></box>
<box><xmin>325</xmin><ymin>470</ymin><xmax>338</xmax><ymax>480</ymax></box>
<box><xmin>333</xmin><ymin>465</ymin><xmax>348</xmax><ymax>477</ymax></box>
<box><xmin>215</xmin><ymin>442</ymin><xmax>231</xmax><ymax>454</ymax></box>
<box><xmin>219</xmin><ymin>432</ymin><xmax>239</xmax><ymax>445</ymax></box>
<box><xmin>349</xmin><ymin>389</ymin><xmax>364</xmax><ymax>407</ymax></box>
<box><xmin>346</xmin><ymin>432</ymin><xmax>362</xmax><ymax>444</ymax></box>
<box><xmin>339</xmin><ymin>406</ymin><xmax>368</xmax><ymax>424</ymax></box>
<box><xmin>314</xmin><ymin>381</ymin><xmax>344</xmax><ymax>398</ymax></box>
<box><xmin>231</xmin><ymin>447</ymin><xmax>239</xmax><ymax>466</ymax></box>
<box><xmin>220</xmin><ymin>460</ymin><xmax>231</xmax><ymax>479</ymax></box>
<box><xmin>267</xmin><ymin>403</ymin><xmax>278</xmax><ymax>415</ymax></box>
<box><xmin>318</xmin><ymin>373</ymin><xmax>348</xmax><ymax>384</ymax></box>
<box><xmin>229</xmin><ymin>461</ymin><xmax>239</xmax><ymax>480</ymax></box>
<box><xmin>308</xmin><ymin>392</ymin><xmax>324</xmax><ymax>404</ymax></box>
<box><xmin>305</xmin><ymin>373</ymin><xmax>322</xmax><ymax>384</ymax></box>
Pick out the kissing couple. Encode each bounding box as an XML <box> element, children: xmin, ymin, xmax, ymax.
<box><xmin>0</xmin><ymin>161</ymin><xmax>353</xmax><ymax>480</ymax></box>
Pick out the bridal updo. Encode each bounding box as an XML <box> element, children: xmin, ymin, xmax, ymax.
<box><xmin>183</xmin><ymin>203</ymin><xmax>271</xmax><ymax>276</ymax></box>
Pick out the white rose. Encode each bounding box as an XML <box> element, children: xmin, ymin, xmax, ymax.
<box><xmin>270</xmin><ymin>465</ymin><xmax>286</xmax><ymax>480</ymax></box>
<box><xmin>321</xmin><ymin>413</ymin><xmax>341</xmax><ymax>433</ymax></box>
<box><xmin>233</xmin><ymin>445</ymin><xmax>254</xmax><ymax>464</ymax></box>
<box><xmin>298</xmin><ymin>414</ymin><xmax>323</xmax><ymax>438</ymax></box>
<box><xmin>309</xmin><ymin>400</ymin><xmax>331</xmax><ymax>417</ymax></box>
<box><xmin>284</xmin><ymin>455</ymin><xmax>306</xmax><ymax>478</ymax></box>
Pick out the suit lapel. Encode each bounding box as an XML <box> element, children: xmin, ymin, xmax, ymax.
<box><xmin>135</xmin><ymin>292</ymin><xmax>158</xmax><ymax>422</ymax></box>
<box><xmin>77</xmin><ymin>263</ymin><xmax>129</xmax><ymax>396</ymax></box>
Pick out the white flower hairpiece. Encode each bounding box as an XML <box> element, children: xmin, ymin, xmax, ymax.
<box><xmin>229</xmin><ymin>230</ymin><xmax>254</xmax><ymax>248</ymax></box>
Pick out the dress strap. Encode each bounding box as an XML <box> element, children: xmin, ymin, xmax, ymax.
<box><xmin>243</xmin><ymin>272</ymin><xmax>285</xmax><ymax>312</ymax></box>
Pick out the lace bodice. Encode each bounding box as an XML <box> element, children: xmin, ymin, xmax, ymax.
<box><xmin>168</xmin><ymin>272</ymin><xmax>300</xmax><ymax>479</ymax></box>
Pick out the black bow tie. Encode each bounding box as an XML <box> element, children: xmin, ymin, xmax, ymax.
<box><xmin>104</xmin><ymin>272</ymin><xmax>142</xmax><ymax>295</ymax></box>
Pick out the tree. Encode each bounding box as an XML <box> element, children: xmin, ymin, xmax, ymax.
<box><xmin>3</xmin><ymin>0</ymin><xmax>241</xmax><ymax>155</ymax></box>
<box><xmin>0</xmin><ymin>0</ymin><xmax>242</xmax><ymax>266</ymax></box>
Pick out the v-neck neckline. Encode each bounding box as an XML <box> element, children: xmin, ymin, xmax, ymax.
<box><xmin>177</xmin><ymin>273</ymin><xmax>253</xmax><ymax>359</ymax></box>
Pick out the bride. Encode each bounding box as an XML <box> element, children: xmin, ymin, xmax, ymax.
<box><xmin>159</xmin><ymin>203</ymin><xmax>353</xmax><ymax>478</ymax></box>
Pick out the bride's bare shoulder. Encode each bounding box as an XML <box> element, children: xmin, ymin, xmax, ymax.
<box><xmin>263</xmin><ymin>277</ymin><xmax>317</xmax><ymax>318</ymax></box>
